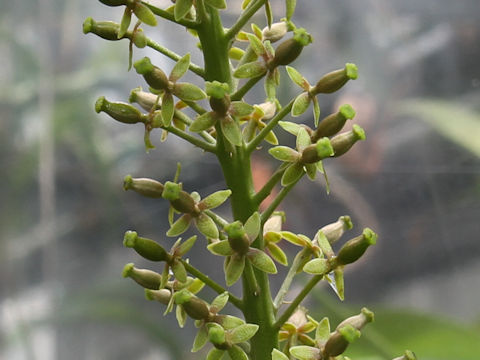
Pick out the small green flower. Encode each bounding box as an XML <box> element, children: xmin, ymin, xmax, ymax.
<box><xmin>279</xmin><ymin>308</ymin><xmax>318</xmax><ymax>352</ymax></box>
<box><xmin>242</xmin><ymin>101</ymin><xmax>279</xmax><ymax>145</ymax></box>
<box><xmin>208</xmin><ymin>212</ymin><xmax>277</xmax><ymax>286</ymax></box>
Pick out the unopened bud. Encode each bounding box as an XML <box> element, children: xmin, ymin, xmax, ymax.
<box><xmin>83</xmin><ymin>18</ymin><xmax>121</xmax><ymax>40</ymax></box>
<box><xmin>208</xmin><ymin>323</ymin><xmax>227</xmax><ymax>346</ymax></box>
<box><xmin>312</xmin><ymin>104</ymin><xmax>356</xmax><ymax>142</ymax></box>
<box><xmin>323</xmin><ymin>325</ymin><xmax>360</xmax><ymax>357</ymax></box>
<box><xmin>262</xmin><ymin>22</ymin><xmax>288</xmax><ymax>43</ymax></box>
<box><xmin>145</xmin><ymin>288</ymin><xmax>171</xmax><ymax>304</ymax></box>
<box><xmin>123</xmin><ymin>175</ymin><xmax>164</xmax><ymax>198</ymax></box>
<box><xmin>122</xmin><ymin>263</ymin><xmax>162</xmax><ymax>289</ymax></box>
<box><xmin>336</xmin><ymin>228</ymin><xmax>377</xmax><ymax>266</ymax></box>
<box><xmin>134</xmin><ymin>57</ymin><xmax>170</xmax><ymax>91</ymax></box>
<box><xmin>336</xmin><ymin>308</ymin><xmax>374</xmax><ymax>331</ymax></box>
<box><xmin>313</xmin><ymin>63</ymin><xmax>358</xmax><ymax>94</ymax></box>
<box><xmin>98</xmin><ymin>0</ymin><xmax>127</xmax><ymax>6</ymax></box>
<box><xmin>95</xmin><ymin>96</ymin><xmax>144</xmax><ymax>124</ymax></box>
<box><xmin>300</xmin><ymin>137</ymin><xmax>334</xmax><ymax>164</ymax></box>
<box><xmin>320</xmin><ymin>216</ymin><xmax>353</xmax><ymax>245</ymax></box>
<box><xmin>205</xmin><ymin>81</ymin><xmax>230</xmax><ymax>99</ymax></box>
<box><xmin>123</xmin><ymin>230</ymin><xmax>169</xmax><ymax>261</ymax></box>
<box><xmin>330</xmin><ymin>124</ymin><xmax>365</xmax><ymax>157</ymax></box>
<box><xmin>175</xmin><ymin>290</ymin><xmax>211</xmax><ymax>320</ymax></box>
<box><xmin>257</xmin><ymin>101</ymin><xmax>276</xmax><ymax>120</ymax></box>
<box><xmin>269</xmin><ymin>28</ymin><xmax>312</xmax><ymax>68</ymax></box>
<box><xmin>226</xmin><ymin>221</ymin><xmax>250</xmax><ymax>254</ymax></box>
<box><xmin>129</xmin><ymin>87</ymin><xmax>161</xmax><ymax>112</ymax></box>
<box><xmin>162</xmin><ymin>182</ymin><xmax>198</xmax><ymax>214</ymax></box>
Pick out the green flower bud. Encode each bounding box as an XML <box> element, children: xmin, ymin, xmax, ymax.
<box><xmin>95</xmin><ymin>96</ymin><xmax>144</xmax><ymax>124</ymax></box>
<box><xmin>336</xmin><ymin>228</ymin><xmax>377</xmax><ymax>266</ymax></box>
<box><xmin>210</xmin><ymin>97</ymin><xmax>231</xmax><ymax>116</ymax></box>
<box><xmin>122</xmin><ymin>263</ymin><xmax>162</xmax><ymax>289</ymax></box>
<box><xmin>123</xmin><ymin>175</ymin><xmax>164</xmax><ymax>198</ymax></box>
<box><xmin>300</xmin><ymin>137</ymin><xmax>334</xmax><ymax>164</ymax></box>
<box><xmin>312</xmin><ymin>104</ymin><xmax>356</xmax><ymax>142</ymax></box>
<box><xmin>226</xmin><ymin>221</ymin><xmax>250</xmax><ymax>255</ymax></box>
<box><xmin>336</xmin><ymin>307</ymin><xmax>374</xmax><ymax>331</ymax></box>
<box><xmin>129</xmin><ymin>87</ymin><xmax>161</xmax><ymax>112</ymax></box>
<box><xmin>208</xmin><ymin>323</ymin><xmax>227</xmax><ymax>346</ymax></box>
<box><xmin>205</xmin><ymin>81</ymin><xmax>230</xmax><ymax>99</ymax></box>
<box><xmin>175</xmin><ymin>291</ymin><xmax>211</xmax><ymax>320</ymax></box>
<box><xmin>83</xmin><ymin>18</ymin><xmax>121</xmax><ymax>40</ymax></box>
<box><xmin>145</xmin><ymin>288</ymin><xmax>171</xmax><ymax>304</ymax></box>
<box><xmin>269</xmin><ymin>28</ymin><xmax>312</xmax><ymax>68</ymax></box>
<box><xmin>131</xmin><ymin>28</ymin><xmax>147</xmax><ymax>48</ymax></box>
<box><xmin>98</xmin><ymin>0</ymin><xmax>127</xmax><ymax>6</ymax></box>
<box><xmin>123</xmin><ymin>230</ymin><xmax>168</xmax><ymax>261</ymax></box>
<box><xmin>262</xmin><ymin>22</ymin><xmax>288</xmax><ymax>43</ymax></box>
<box><xmin>313</xmin><ymin>63</ymin><xmax>358</xmax><ymax>94</ymax></box>
<box><xmin>320</xmin><ymin>215</ymin><xmax>353</xmax><ymax>245</ymax></box>
<box><xmin>134</xmin><ymin>57</ymin><xmax>170</xmax><ymax>91</ymax></box>
<box><xmin>323</xmin><ymin>325</ymin><xmax>360</xmax><ymax>357</ymax></box>
<box><xmin>330</xmin><ymin>124</ymin><xmax>366</xmax><ymax>157</ymax></box>
<box><xmin>162</xmin><ymin>182</ymin><xmax>198</xmax><ymax>214</ymax></box>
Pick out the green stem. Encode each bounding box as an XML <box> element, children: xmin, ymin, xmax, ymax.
<box><xmin>174</xmin><ymin>109</ymin><xmax>216</xmax><ymax>144</ymax></box>
<box><xmin>252</xmin><ymin>163</ymin><xmax>287</xmax><ymax>207</ymax></box>
<box><xmin>246</xmin><ymin>99</ymin><xmax>295</xmax><ymax>153</ymax></box>
<box><xmin>204</xmin><ymin>209</ymin><xmax>229</xmax><ymax>228</ymax></box>
<box><xmin>182</xmin><ymin>100</ymin><xmax>207</xmax><ymax>115</ymax></box>
<box><xmin>225</xmin><ymin>0</ymin><xmax>267</xmax><ymax>42</ymax></box>
<box><xmin>181</xmin><ymin>260</ymin><xmax>243</xmax><ymax>310</ymax></box>
<box><xmin>231</xmin><ymin>75</ymin><xmax>264</xmax><ymax>101</ymax></box>
<box><xmin>146</xmin><ymin>38</ymin><xmax>205</xmax><ymax>78</ymax></box>
<box><xmin>261</xmin><ymin>173</ymin><xmax>303</xmax><ymax>224</ymax></box>
<box><xmin>273</xmin><ymin>248</ymin><xmax>309</xmax><ymax>310</ymax></box>
<box><xmin>164</xmin><ymin>126</ymin><xmax>216</xmax><ymax>153</ymax></box>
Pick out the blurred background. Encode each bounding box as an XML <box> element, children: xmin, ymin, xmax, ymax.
<box><xmin>1</xmin><ymin>0</ymin><xmax>479</xmax><ymax>359</ymax></box>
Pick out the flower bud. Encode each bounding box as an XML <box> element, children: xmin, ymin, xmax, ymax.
<box><xmin>129</xmin><ymin>87</ymin><xmax>161</xmax><ymax>112</ymax></box>
<box><xmin>95</xmin><ymin>96</ymin><xmax>144</xmax><ymax>124</ymax></box>
<box><xmin>256</xmin><ymin>101</ymin><xmax>276</xmax><ymax>120</ymax></box>
<box><xmin>145</xmin><ymin>288</ymin><xmax>171</xmax><ymax>304</ymax></box>
<box><xmin>210</xmin><ymin>96</ymin><xmax>231</xmax><ymax>116</ymax></box>
<box><xmin>300</xmin><ymin>137</ymin><xmax>334</xmax><ymax>164</ymax></box>
<box><xmin>134</xmin><ymin>57</ymin><xmax>170</xmax><ymax>91</ymax></box>
<box><xmin>122</xmin><ymin>263</ymin><xmax>162</xmax><ymax>289</ymax></box>
<box><xmin>323</xmin><ymin>324</ymin><xmax>360</xmax><ymax>357</ymax></box>
<box><xmin>262</xmin><ymin>22</ymin><xmax>288</xmax><ymax>43</ymax></box>
<box><xmin>175</xmin><ymin>290</ymin><xmax>211</xmax><ymax>320</ymax></box>
<box><xmin>312</xmin><ymin>104</ymin><xmax>356</xmax><ymax>142</ymax></box>
<box><xmin>131</xmin><ymin>28</ymin><xmax>147</xmax><ymax>48</ymax></box>
<box><xmin>226</xmin><ymin>221</ymin><xmax>250</xmax><ymax>255</ymax></box>
<box><xmin>313</xmin><ymin>63</ymin><xmax>358</xmax><ymax>94</ymax></box>
<box><xmin>208</xmin><ymin>323</ymin><xmax>227</xmax><ymax>346</ymax></box>
<box><xmin>336</xmin><ymin>307</ymin><xmax>374</xmax><ymax>331</ymax></box>
<box><xmin>336</xmin><ymin>228</ymin><xmax>377</xmax><ymax>266</ymax></box>
<box><xmin>123</xmin><ymin>230</ymin><xmax>169</xmax><ymax>262</ymax></box>
<box><xmin>83</xmin><ymin>18</ymin><xmax>121</xmax><ymax>40</ymax></box>
<box><xmin>269</xmin><ymin>28</ymin><xmax>312</xmax><ymax>68</ymax></box>
<box><xmin>320</xmin><ymin>216</ymin><xmax>353</xmax><ymax>245</ymax></box>
<box><xmin>123</xmin><ymin>175</ymin><xmax>164</xmax><ymax>198</ymax></box>
<box><xmin>330</xmin><ymin>124</ymin><xmax>365</xmax><ymax>157</ymax></box>
<box><xmin>162</xmin><ymin>181</ymin><xmax>198</xmax><ymax>214</ymax></box>
<box><xmin>98</xmin><ymin>0</ymin><xmax>127</xmax><ymax>6</ymax></box>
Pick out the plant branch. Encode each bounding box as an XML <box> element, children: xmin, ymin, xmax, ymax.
<box><xmin>173</xmin><ymin>109</ymin><xmax>216</xmax><ymax>144</ymax></box>
<box><xmin>146</xmin><ymin>38</ymin><xmax>205</xmax><ymax>78</ymax></box>
<box><xmin>260</xmin><ymin>172</ymin><xmax>303</xmax><ymax>224</ymax></box>
<box><xmin>273</xmin><ymin>267</ymin><xmax>332</xmax><ymax>330</ymax></box>
<box><xmin>164</xmin><ymin>125</ymin><xmax>217</xmax><ymax>153</ymax></box>
<box><xmin>204</xmin><ymin>209</ymin><xmax>230</xmax><ymax>228</ymax></box>
<box><xmin>183</xmin><ymin>100</ymin><xmax>208</xmax><ymax>115</ymax></box>
<box><xmin>231</xmin><ymin>75</ymin><xmax>264</xmax><ymax>101</ymax></box>
<box><xmin>181</xmin><ymin>260</ymin><xmax>243</xmax><ymax>310</ymax></box>
<box><xmin>143</xmin><ymin>2</ymin><xmax>198</xmax><ymax>28</ymax></box>
<box><xmin>273</xmin><ymin>248</ymin><xmax>309</xmax><ymax>310</ymax></box>
<box><xmin>225</xmin><ymin>0</ymin><xmax>266</xmax><ymax>42</ymax></box>
<box><xmin>246</xmin><ymin>98</ymin><xmax>295</xmax><ymax>153</ymax></box>
<box><xmin>252</xmin><ymin>163</ymin><xmax>287</xmax><ymax>207</ymax></box>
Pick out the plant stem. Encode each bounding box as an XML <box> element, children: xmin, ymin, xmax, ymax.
<box><xmin>231</xmin><ymin>75</ymin><xmax>264</xmax><ymax>101</ymax></box>
<box><xmin>174</xmin><ymin>109</ymin><xmax>216</xmax><ymax>144</ymax></box>
<box><xmin>165</xmin><ymin>126</ymin><xmax>217</xmax><ymax>153</ymax></box>
<box><xmin>146</xmin><ymin>39</ymin><xmax>205</xmax><ymax>78</ymax></box>
<box><xmin>225</xmin><ymin>0</ymin><xmax>267</xmax><ymax>42</ymax></box>
<box><xmin>204</xmin><ymin>209</ymin><xmax>229</xmax><ymax>228</ymax></box>
<box><xmin>181</xmin><ymin>260</ymin><xmax>243</xmax><ymax>310</ymax></box>
<box><xmin>143</xmin><ymin>2</ymin><xmax>198</xmax><ymax>28</ymax></box>
<box><xmin>246</xmin><ymin>99</ymin><xmax>295</xmax><ymax>153</ymax></box>
<box><xmin>273</xmin><ymin>248</ymin><xmax>309</xmax><ymax>310</ymax></box>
